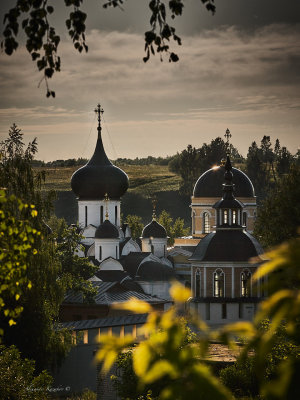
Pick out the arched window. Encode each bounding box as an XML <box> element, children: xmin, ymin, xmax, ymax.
<box><xmin>241</xmin><ymin>270</ymin><xmax>251</xmax><ymax>297</ymax></box>
<box><xmin>203</xmin><ymin>212</ymin><xmax>210</xmax><ymax>233</ymax></box>
<box><xmin>223</xmin><ymin>210</ymin><xmax>228</xmax><ymax>224</ymax></box>
<box><xmin>242</xmin><ymin>212</ymin><xmax>247</xmax><ymax>227</ymax></box>
<box><xmin>195</xmin><ymin>269</ymin><xmax>201</xmax><ymax>297</ymax></box>
<box><xmin>214</xmin><ymin>269</ymin><xmax>225</xmax><ymax>297</ymax></box>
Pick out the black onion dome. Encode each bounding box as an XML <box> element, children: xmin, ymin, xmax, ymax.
<box><xmin>95</xmin><ymin>219</ymin><xmax>119</xmax><ymax>239</ymax></box>
<box><xmin>190</xmin><ymin>230</ymin><xmax>264</xmax><ymax>262</ymax></box>
<box><xmin>193</xmin><ymin>167</ymin><xmax>255</xmax><ymax>198</ymax></box>
<box><xmin>71</xmin><ymin>129</ymin><xmax>129</xmax><ymax>200</ymax></box>
<box><xmin>136</xmin><ymin>261</ymin><xmax>175</xmax><ymax>281</ymax></box>
<box><xmin>142</xmin><ymin>220</ymin><xmax>167</xmax><ymax>239</ymax></box>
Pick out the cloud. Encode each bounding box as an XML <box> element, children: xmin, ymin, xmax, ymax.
<box><xmin>0</xmin><ymin>23</ymin><xmax>299</xmax><ymax>159</ymax></box>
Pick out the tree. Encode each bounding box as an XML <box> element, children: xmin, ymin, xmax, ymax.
<box><xmin>0</xmin><ymin>125</ymin><xmax>95</xmax><ymax>372</ymax></box>
<box><xmin>0</xmin><ymin>189</ymin><xmax>40</xmax><ymax>333</ymax></box>
<box><xmin>125</xmin><ymin>214</ymin><xmax>144</xmax><ymax>239</ymax></box>
<box><xmin>0</xmin><ymin>345</ymin><xmax>52</xmax><ymax>400</ymax></box>
<box><xmin>158</xmin><ymin>210</ymin><xmax>189</xmax><ymax>245</ymax></box>
<box><xmin>254</xmin><ymin>165</ymin><xmax>300</xmax><ymax>248</ymax></box>
<box><xmin>1</xmin><ymin>0</ymin><xmax>216</xmax><ymax>97</ymax></box>
<box><xmin>169</xmin><ymin>138</ymin><xmax>242</xmax><ymax>196</ymax></box>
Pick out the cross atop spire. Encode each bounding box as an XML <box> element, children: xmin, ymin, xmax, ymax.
<box><xmin>104</xmin><ymin>192</ymin><xmax>109</xmax><ymax>220</ymax></box>
<box><xmin>224</xmin><ymin>128</ymin><xmax>232</xmax><ymax>154</ymax></box>
<box><xmin>94</xmin><ymin>104</ymin><xmax>104</xmax><ymax>133</ymax></box>
<box><xmin>152</xmin><ymin>197</ymin><xmax>157</xmax><ymax>221</ymax></box>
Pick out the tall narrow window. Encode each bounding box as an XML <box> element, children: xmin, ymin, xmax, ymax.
<box><xmin>214</xmin><ymin>269</ymin><xmax>225</xmax><ymax>297</ymax></box>
<box><xmin>100</xmin><ymin>206</ymin><xmax>104</xmax><ymax>224</ymax></box>
<box><xmin>203</xmin><ymin>212</ymin><xmax>210</xmax><ymax>233</ymax></box>
<box><xmin>195</xmin><ymin>269</ymin><xmax>201</xmax><ymax>297</ymax></box>
<box><xmin>192</xmin><ymin>211</ymin><xmax>196</xmax><ymax>235</ymax></box>
<box><xmin>99</xmin><ymin>246</ymin><xmax>102</xmax><ymax>260</ymax></box>
<box><xmin>85</xmin><ymin>206</ymin><xmax>88</xmax><ymax>227</ymax></box>
<box><xmin>232</xmin><ymin>210</ymin><xmax>237</xmax><ymax>224</ymax></box>
<box><xmin>115</xmin><ymin>206</ymin><xmax>118</xmax><ymax>225</ymax></box>
<box><xmin>243</xmin><ymin>212</ymin><xmax>247</xmax><ymax>227</ymax></box>
<box><xmin>241</xmin><ymin>270</ymin><xmax>251</xmax><ymax>297</ymax></box>
<box><xmin>116</xmin><ymin>246</ymin><xmax>118</xmax><ymax>259</ymax></box>
<box><xmin>223</xmin><ymin>210</ymin><xmax>228</xmax><ymax>224</ymax></box>
<box><xmin>151</xmin><ymin>245</ymin><xmax>154</xmax><ymax>254</ymax></box>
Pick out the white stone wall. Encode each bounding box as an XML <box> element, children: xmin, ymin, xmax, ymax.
<box><xmin>141</xmin><ymin>237</ymin><xmax>167</xmax><ymax>258</ymax></box>
<box><xmin>78</xmin><ymin>200</ymin><xmax>121</xmax><ymax>228</ymax></box>
<box><xmin>94</xmin><ymin>238</ymin><xmax>119</xmax><ymax>262</ymax></box>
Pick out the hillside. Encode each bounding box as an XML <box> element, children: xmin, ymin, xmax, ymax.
<box><xmin>37</xmin><ymin>165</ymin><xmax>191</xmax><ymax>227</ymax></box>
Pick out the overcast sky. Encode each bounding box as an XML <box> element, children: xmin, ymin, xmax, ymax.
<box><xmin>0</xmin><ymin>0</ymin><xmax>299</xmax><ymax>161</ymax></box>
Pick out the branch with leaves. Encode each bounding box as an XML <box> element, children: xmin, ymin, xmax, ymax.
<box><xmin>1</xmin><ymin>0</ymin><xmax>215</xmax><ymax>97</ymax></box>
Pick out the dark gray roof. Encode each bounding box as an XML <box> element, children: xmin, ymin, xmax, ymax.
<box><xmin>142</xmin><ymin>220</ymin><xmax>167</xmax><ymax>238</ymax></box>
<box><xmin>190</xmin><ymin>230</ymin><xmax>264</xmax><ymax>262</ymax></box>
<box><xmin>95</xmin><ymin>270</ymin><xmax>129</xmax><ymax>282</ymax></box>
<box><xmin>64</xmin><ymin>281</ymin><xmax>164</xmax><ymax>306</ymax></box>
<box><xmin>71</xmin><ymin>128</ymin><xmax>129</xmax><ymax>200</ymax></box>
<box><xmin>95</xmin><ymin>220</ymin><xmax>119</xmax><ymax>239</ymax></box>
<box><xmin>136</xmin><ymin>261</ymin><xmax>175</xmax><ymax>281</ymax></box>
<box><xmin>193</xmin><ymin>166</ymin><xmax>255</xmax><ymax>198</ymax></box>
<box><xmin>119</xmin><ymin>252</ymin><xmax>151</xmax><ymax>278</ymax></box>
<box><xmin>60</xmin><ymin>313</ymin><xmax>148</xmax><ymax>331</ymax></box>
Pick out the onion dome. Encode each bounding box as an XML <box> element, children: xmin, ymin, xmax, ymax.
<box><xmin>136</xmin><ymin>261</ymin><xmax>175</xmax><ymax>281</ymax></box>
<box><xmin>142</xmin><ymin>199</ymin><xmax>167</xmax><ymax>238</ymax></box>
<box><xmin>95</xmin><ymin>219</ymin><xmax>119</xmax><ymax>239</ymax></box>
<box><xmin>71</xmin><ymin>104</ymin><xmax>129</xmax><ymax>200</ymax></box>
<box><xmin>190</xmin><ymin>230</ymin><xmax>264</xmax><ymax>262</ymax></box>
<box><xmin>142</xmin><ymin>220</ymin><xmax>167</xmax><ymax>238</ymax></box>
<box><xmin>193</xmin><ymin>166</ymin><xmax>255</xmax><ymax>198</ymax></box>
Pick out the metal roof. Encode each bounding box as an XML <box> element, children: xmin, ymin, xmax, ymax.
<box><xmin>63</xmin><ymin>281</ymin><xmax>166</xmax><ymax>306</ymax></box>
<box><xmin>60</xmin><ymin>313</ymin><xmax>148</xmax><ymax>331</ymax></box>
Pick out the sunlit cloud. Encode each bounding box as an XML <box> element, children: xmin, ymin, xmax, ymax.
<box><xmin>0</xmin><ymin>23</ymin><xmax>299</xmax><ymax>160</ymax></box>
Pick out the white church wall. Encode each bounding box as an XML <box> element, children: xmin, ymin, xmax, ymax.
<box><xmin>121</xmin><ymin>239</ymin><xmax>141</xmax><ymax>256</ymax></box>
<box><xmin>141</xmin><ymin>238</ymin><xmax>167</xmax><ymax>258</ymax></box>
<box><xmin>94</xmin><ymin>239</ymin><xmax>119</xmax><ymax>262</ymax></box>
<box><xmin>78</xmin><ymin>200</ymin><xmax>121</xmax><ymax>228</ymax></box>
<box><xmin>99</xmin><ymin>257</ymin><xmax>123</xmax><ymax>271</ymax></box>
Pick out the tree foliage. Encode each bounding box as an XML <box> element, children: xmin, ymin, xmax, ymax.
<box><xmin>254</xmin><ymin>165</ymin><xmax>300</xmax><ymax>248</ymax></box>
<box><xmin>125</xmin><ymin>214</ymin><xmax>144</xmax><ymax>239</ymax></box>
<box><xmin>1</xmin><ymin>0</ymin><xmax>215</xmax><ymax>96</ymax></box>
<box><xmin>0</xmin><ymin>189</ymin><xmax>40</xmax><ymax>334</ymax></box>
<box><xmin>158</xmin><ymin>210</ymin><xmax>189</xmax><ymax>245</ymax></box>
<box><xmin>245</xmin><ymin>136</ymin><xmax>294</xmax><ymax>200</ymax></box>
<box><xmin>0</xmin><ymin>345</ymin><xmax>52</xmax><ymax>400</ymax></box>
<box><xmin>169</xmin><ymin>137</ymin><xmax>243</xmax><ymax>195</ymax></box>
<box><xmin>0</xmin><ymin>125</ymin><xmax>95</xmax><ymax>371</ymax></box>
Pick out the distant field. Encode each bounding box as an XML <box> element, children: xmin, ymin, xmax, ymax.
<box><xmin>37</xmin><ymin>164</ymin><xmax>181</xmax><ymax>195</ymax></box>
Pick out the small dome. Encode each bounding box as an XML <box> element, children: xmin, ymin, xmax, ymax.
<box><xmin>142</xmin><ymin>220</ymin><xmax>167</xmax><ymax>239</ymax></box>
<box><xmin>136</xmin><ymin>261</ymin><xmax>175</xmax><ymax>281</ymax></box>
<box><xmin>71</xmin><ymin>129</ymin><xmax>129</xmax><ymax>200</ymax></box>
<box><xmin>95</xmin><ymin>220</ymin><xmax>119</xmax><ymax>239</ymax></box>
<box><xmin>190</xmin><ymin>230</ymin><xmax>264</xmax><ymax>262</ymax></box>
<box><xmin>193</xmin><ymin>166</ymin><xmax>255</xmax><ymax>198</ymax></box>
